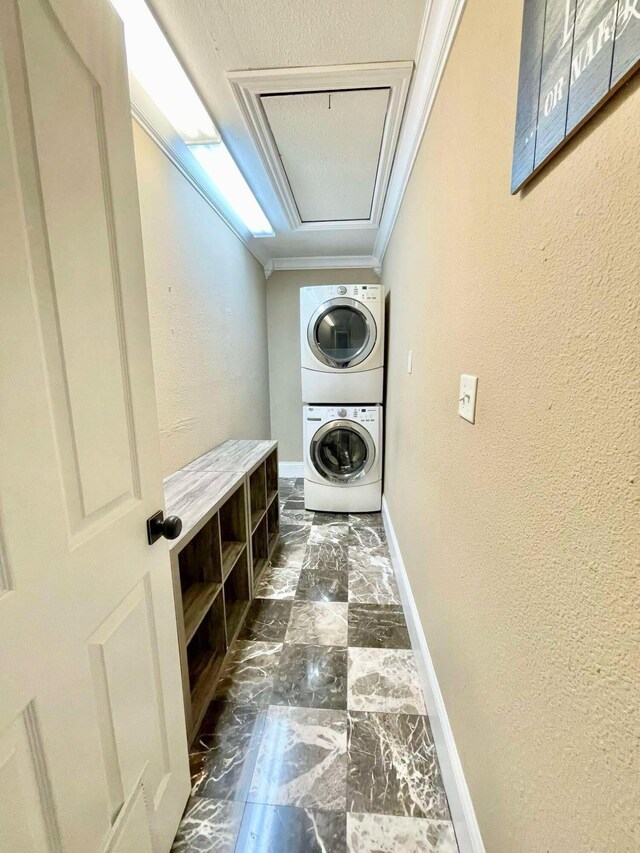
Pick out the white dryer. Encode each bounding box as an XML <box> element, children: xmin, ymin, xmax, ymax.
<box><xmin>304</xmin><ymin>405</ymin><xmax>383</xmax><ymax>513</ymax></box>
<box><xmin>300</xmin><ymin>284</ymin><xmax>384</xmax><ymax>404</ymax></box>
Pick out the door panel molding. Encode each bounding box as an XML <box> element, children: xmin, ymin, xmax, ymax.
<box><xmin>0</xmin><ymin>702</ymin><xmax>63</xmax><ymax>852</ymax></box>
<box><xmin>0</xmin><ymin>503</ymin><xmax>12</xmax><ymax>595</ymax></box>
<box><xmin>88</xmin><ymin>576</ymin><xmax>171</xmax><ymax>820</ymax></box>
<box><xmin>17</xmin><ymin>0</ymin><xmax>142</xmax><ymax>528</ymax></box>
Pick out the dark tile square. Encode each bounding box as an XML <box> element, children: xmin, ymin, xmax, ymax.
<box><xmin>283</xmin><ymin>497</ymin><xmax>306</xmax><ymax>510</ymax></box>
<box><xmin>280</xmin><ymin>523</ymin><xmax>312</xmax><ymax>547</ymax></box>
<box><xmin>347</xmin><ymin>712</ymin><xmax>451</xmax><ymax>820</ymax></box>
<box><xmin>213</xmin><ymin>641</ymin><xmax>282</xmax><ymax>707</ymax></box>
<box><xmin>236</xmin><ymin>803</ymin><xmax>346</xmax><ymax>853</ymax></box>
<box><xmin>312</xmin><ymin>511</ymin><xmax>349</xmax><ymax>525</ymax></box>
<box><xmin>272</xmin><ymin>644</ymin><xmax>348</xmax><ymax>710</ymax></box>
<box><xmin>280</xmin><ymin>508</ymin><xmax>315</xmax><ymax>525</ymax></box>
<box><xmin>239</xmin><ymin>599</ymin><xmax>293</xmax><ymax>642</ymax></box>
<box><xmin>190</xmin><ymin>701</ymin><xmax>264</xmax><ymax>801</ymax></box>
<box><xmin>302</xmin><ymin>542</ymin><xmax>349</xmax><ymax>573</ymax></box>
<box><xmin>348</xmin><ymin>604</ymin><xmax>410</xmax><ymax>649</ymax></box>
<box><xmin>295</xmin><ymin>568</ymin><xmax>349</xmax><ymax>602</ymax></box>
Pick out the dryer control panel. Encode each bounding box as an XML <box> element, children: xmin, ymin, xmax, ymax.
<box><xmin>325</xmin><ymin>284</ymin><xmax>381</xmax><ymax>303</ymax></box>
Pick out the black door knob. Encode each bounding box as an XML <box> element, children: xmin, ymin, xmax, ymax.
<box><xmin>147</xmin><ymin>510</ymin><xmax>183</xmax><ymax>545</ymax></box>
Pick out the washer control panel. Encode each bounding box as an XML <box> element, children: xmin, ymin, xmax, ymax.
<box><xmin>307</xmin><ymin>406</ymin><xmax>379</xmax><ymax>425</ymax></box>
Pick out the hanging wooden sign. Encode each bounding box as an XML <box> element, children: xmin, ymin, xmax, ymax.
<box><xmin>511</xmin><ymin>0</ymin><xmax>640</xmax><ymax>193</ymax></box>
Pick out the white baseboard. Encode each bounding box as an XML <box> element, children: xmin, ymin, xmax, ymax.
<box><xmin>279</xmin><ymin>462</ymin><xmax>304</xmax><ymax>479</ymax></box>
<box><xmin>382</xmin><ymin>495</ymin><xmax>485</xmax><ymax>853</ymax></box>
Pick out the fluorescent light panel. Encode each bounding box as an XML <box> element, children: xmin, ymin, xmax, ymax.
<box><xmin>110</xmin><ymin>0</ymin><xmax>274</xmax><ymax>236</ymax></box>
<box><xmin>189</xmin><ymin>145</ymin><xmax>274</xmax><ymax>237</ymax></box>
<box><xmin>110</xmin><ymin>0</ymin><xmax>218</xmax><ymax>144</ymax></box>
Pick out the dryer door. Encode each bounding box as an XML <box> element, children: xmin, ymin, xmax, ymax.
<box><xmin>311</xmin><ymin>420</ymin><xmax>376</xmax><ymax>484</ymax></box>
<box><xmin>308</xmin><ymin>298</ymin><xmax>377</xmax><ymax>369</ymax></box>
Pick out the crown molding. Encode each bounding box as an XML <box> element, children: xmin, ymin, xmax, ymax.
<box><xmin>228</xmin><ymin>62</ymin><xmax>412</xmax><ymax>232</ymax></box>
<box><xmin>373</xmin><ymin>0</ymin><xmax>467</xmax><ymax>266</ymax></box>
<box><xmin>264</xmin><ymin>255</ymin><xmax>381</xmax><ymax>279</ymax></box>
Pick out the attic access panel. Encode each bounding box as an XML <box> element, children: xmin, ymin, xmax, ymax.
<box><xmin>228</xmin><ymin>62</ymin><xmax>413</xmax><ymax>231</ymax></box>
<box><xmin>261</xmin><ymin>88</ymin><xmax>390</xmax><ymax>223</ymax></box>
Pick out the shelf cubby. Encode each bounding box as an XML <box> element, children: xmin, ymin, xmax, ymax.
<box><xmin>252</xmin><ymin>514</ymin><xmax>269</xmax><ymax>585</ymax></box>
<box><xmin>266</xmin><ymin>448</ymin><xmax>278</xmax><ymax>508</ymax></box>
<box><xmin>182</xmin><ymin>582</ymin><xmax>222</xmax><ymax>645</ymax></box>
<box><xmin>266</xmin><ymin>494</ymin><xmax>280</xmax><ymax>559</ymax></box>
<box><xmin>249</xmin><ymin>463</ymin><xmax>267</xmax><ymax>533</ymax></box>
<box><xmin>223</xmin><ymin>549</ymin><xmax>251</xmax><ymax>643</ymax></box>
<box><xmin>178</xmin><ymin>515</ymin><xmax>223</xmax><ymax>644</ymax></box>
<box><xmin>219</xmin><ymin>483</ymin><xmax>247</xmax><ymax>579</ymax></box>
<box><xmin>188</xmin><ymin>593</ymin><xmax>226</xmax><ymax>733</ymax></box>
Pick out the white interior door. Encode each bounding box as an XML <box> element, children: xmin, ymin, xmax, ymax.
<box><xmin>0</xmin><ymin>0</ymin><xmax>190</xmax><ymax>850</ymax></box>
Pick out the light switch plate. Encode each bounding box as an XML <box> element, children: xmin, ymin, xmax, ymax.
<box><xmin>458</xmin><ymin>374</ymin><xmax>478</xmax><ymax>423</ymax></box>
<box><xmin>407</xmin><ymin>350</ymin><xmax>413</xmax><ymax>374</ymax></box>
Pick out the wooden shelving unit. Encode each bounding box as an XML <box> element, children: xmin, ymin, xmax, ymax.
<box><xmin>164</xmin><ymin>440</ymin><xmax>279</xmax><ymax>743</ymax></box>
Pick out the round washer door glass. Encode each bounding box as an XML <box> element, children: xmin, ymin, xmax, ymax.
<box><xmin>315</xmin><ymin>305</ymin><xmax>369</xmax><ymax>366</ymax></box>
<box><xmin>315</xmin><ymin>426</ymin><xmax>369</xmax><ymax>481</ymax></box>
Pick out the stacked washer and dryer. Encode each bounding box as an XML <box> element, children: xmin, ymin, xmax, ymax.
<box><xmin>300</xmin><ymin>284</ymin><xmax>384</xmax><ymax>513</ymax></box>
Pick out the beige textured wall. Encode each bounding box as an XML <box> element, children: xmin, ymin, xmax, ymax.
<box><xmin>133</xmin><ymin>123</ymin><xmax>271</xmax><ymax>475</ymax></box>
<box><xmin>381</xmin><ymin>0</ymin><xmax>640</xmax><ymax>850</ymax></box>
<box><xmin>266</xmin><ymin>268</ymin><xmax>380</xmax><ymax>462</ymax></box>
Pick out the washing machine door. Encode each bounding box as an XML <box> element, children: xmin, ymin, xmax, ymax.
<box><xmin>311</xmin><ymin>420</ymin><xmax>376</xmax><ymax>484</ymax></box>
<box><xmin>308</xmin><ymin>298</ymin><xmax>377</xmax><ymax>369</ymax></box>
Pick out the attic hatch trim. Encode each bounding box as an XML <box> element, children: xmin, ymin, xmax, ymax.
<box><xmin>228</xmin><ymin>62</ymin><xmax>413</xmax><ymax>232</ymax></box>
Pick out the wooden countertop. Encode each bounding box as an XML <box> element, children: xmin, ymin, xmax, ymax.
<box><xmin>163</xmin><ymin>439</ymin><xmax>277</xmax><ymax>551</ymax></box>
<box><xmin>181</xmin><ymin>439</ymin><xmax>277</xmax><ymax>475</ymax></box>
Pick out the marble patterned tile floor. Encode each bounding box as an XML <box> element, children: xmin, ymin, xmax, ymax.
<box><xmin>172</xmin><ymin>478</ymin><xmax>458</xmax><ymax>853</ymax></box>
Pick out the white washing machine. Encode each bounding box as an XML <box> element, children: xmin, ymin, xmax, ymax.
<box><xmin>304</xmin><ymin>405</ymin><xmax>383</xmax><ymax>513</ymax></box>
<box><xmin>300</xmin><ymin>284</ymin><xmax>384</xmax><ymax>404</ymax></box>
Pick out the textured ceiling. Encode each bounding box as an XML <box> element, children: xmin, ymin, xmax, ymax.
<box><xmin>147</xmin><ymin>0</ymin><xmax>426</xmax><ymax>258</ymax></box>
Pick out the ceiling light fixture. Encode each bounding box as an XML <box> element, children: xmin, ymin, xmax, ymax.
<box><xmin>109</xmin><ymin>0</ymin><xmax>218</xmax><ymax>144</ymax></box>
<box><xmin>110</xmin><ymin>0</ymin><xmax>274</xmax><ymax>238</ymax></box>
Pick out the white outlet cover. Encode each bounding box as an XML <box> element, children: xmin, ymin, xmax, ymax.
<box><xmin>458</xmin><ymin>374</ymin><xmax>478</xmax><ymax>423</ymax></box>
<box><xmin>407</xmin><ymin>350</ymin><xmax>413</xmax><ymax>374</ymax></box>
